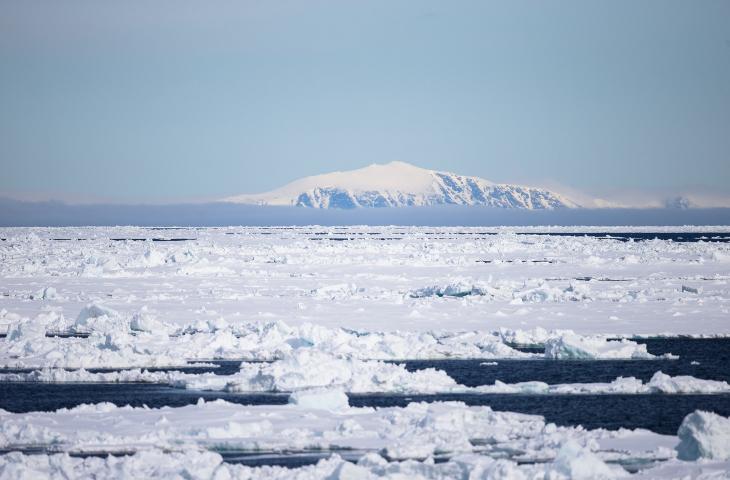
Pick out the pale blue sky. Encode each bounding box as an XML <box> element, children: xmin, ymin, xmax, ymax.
<box><xmin>1</xmin><ymin>0</ymin><xmax>729</xmax><ymax>202</ymax></box>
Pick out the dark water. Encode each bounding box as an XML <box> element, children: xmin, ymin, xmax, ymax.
<box><xmin>403</xmin><ymin>338</ymin><xmax>730</xmax><ymax>386</ymax></box>
<box><xmin>517</xmin><ymin>232</ymin><xmax>730</xmax><ymax>243</ymax></box>
<box><xmin>1</xmin><ymin>383</ymin><xmax>728</xmax><ymax>436</ymax></box>
<box><xmin>0</xmin><ymin>360</ymin><xmax>244</xmax><ymax>376</ymax></box>
<box><xmin>0</xmin><ymin>339</ymin><xmax>728</xmax><ymax>437</ymax></box>
<box><xmin>304</xmin><ymin>232</ymin><xmax>730</xmax><ymax>243</ymax></box>
<box><xmin>218</xmin><ymin>450</ymin><xmax>367</xmax><ymax>468</ymax></box>
<box><xmin>49</xmin><ymin>238</ymin><xmax>195</xmax><ymax>242</ymax></box>
<box><xmin>44</xmin><ymin>232</ymin><xmax>730</xmax><ymax>243</ymax></box>
<box><xmin>401</xmin><ymin>358</ymin><xmax>729</xmax><ymax>386</ymax></box>
<box><xmin>0</xmin><ymin>383</ymin><xmax>289</xmax><ymax>412</ymax></box>
<box><xmin>349</xmin><ymin>393</ymin><xmax>730</xmax><ymax>435</ymax></box>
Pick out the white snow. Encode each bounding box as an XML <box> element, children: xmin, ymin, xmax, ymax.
<box><xmin>223</xmin><ymin>161</ymin><xmax>577</xmax><ymax>209</ymax></box>
<box><xmin>676</xmin><ymin>411</ymin><xmax>730</xmax><ymax>461</ymax></box>
<box><xmin>176</xmin><ymin>349</ymin><xmax>465</xmax><ymax>393</ymax></box>
<box><xmin>0</xmin><ymin>313</ymin><xmax>540</xmax><ymax>369</ymax></box>
<box><xmin>0</xmin><ymin>449</ymin><xmax>624</xmax><ymax>480</ymax></box>
<box><xmin>545</xmin><ymin>332</ymin><xmax>656</xmax><ymax>359</ymax></box>
<box><xmin>1</xmin><ymin>226</ymin><xmax>728</xmax><ymax>369</ymax></box>
<box><xmin>252</xmin><ymin>161</ymin><xmax>445</xmax><ymax>197</ymax></box>
<box><xmin>1</xmin><ymin>226</ymin><xmax>730</xmax><ymax>478</ymax></box>
<box><xmin>2</xmin><ymin>226</ymin><xmax>727</xmax><ymax>339</ymax></box>
<box><xmin>476</xmin><ymin>372</ymin><xmax>730</xmax><ymax>395</ymax></box>
<box><xmin>2</xmin><ymin>400</ymin><xmax>722</xmax><ymax>479</ymax></box>
<box><xmin>288</xmin><ymin>387</ymin><xmax>350</xmax><ymax>411</ymax></box>
<box><xmin>547</xmin><ymin>440</ymin><xmax>620</xmax><ymax>479</ymax></box>
<box><xmin>5</xmin><ymin>365</ymin><xmax>729</xmax><ymax>397</ymax></box>
<box><xmin>0</xmin><ymin>399</ymin><xmax>668</xmax><ymax>464</ymax></box>
<box><xmin>4</xmin><ymin>447</ymin><xmax>729</xmax><ymax>480</ymax></box>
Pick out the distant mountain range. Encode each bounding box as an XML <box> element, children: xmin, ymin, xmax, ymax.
<box><xmin>224</xmin><ymin>162</ymin><xmax>578</xmax><ymax>209</ymax></box>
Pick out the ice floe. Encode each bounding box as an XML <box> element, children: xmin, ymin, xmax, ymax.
<box><xmin>0</xmin><ymin>449</ymin><xmax>623</xmax><ymax>480</ymax></box>
<box><xmin>2</xmin><ymin>401</ymin><xmax>726</xmax><ymax>478</ymax></box>
<box><xmin>544</xmin><ymin>332</ymin><xmax>657</xmax><ymax>360</ymax></box>
<box><xmin>4</xmin><ymin>361</ymin><xmax>729</xmax><ymax>397</ymax></box>
<box><xmin>0</xmin><ymin>399</ymin><xmax>668</xmax><ymax>464</ymax></box>
<box><xmin>2</xmin><ymin>226</ymin><xmax>729</xmax><ymax>338</ymax></box>
<box><xmin>1</xmin><ymin>226</ymin><xmax>729</xmax><ymax>478</ymax></box>
<box><xmin>2</xmin><ymin>307</ymin><xmax>671</xmax><ymax>369</ymax></box>
<box><xmin>676</xmin><ymin>411</ymin><xmax>730</xmax><ymax>461</ymax></box>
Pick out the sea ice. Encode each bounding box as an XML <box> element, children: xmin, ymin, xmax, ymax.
<box><xmin>0</xmin><ymin>399</ymin><xmax>670</xmax><ymax>467</ymax></box>
<box><xmin>545</xmin><ymin>332</ymin><xmax>655</xmax><ymax>360</ymax></box>
<box><xmin>2</xmin><ymin>226</ymin><xmax>728</xmax><ymax>337</ymax></box>
<box><xmin>547</xmin><ymin>440</ymin><xmax>620</xmax><ymax>479</ymax></box>
<box><xmin>1</xmin><ymin>226</ymin><xmax>729</xmax><ymax>478</ymax></box>
<box><xmin>288</xmin><ymin>387</ymin><xmax>350</xmax><ymax>411</ymax></box>
<box><xmin>676</xmin><ymin>411</ymin><xmax>730</xmax><ymax>461</ymax></box>
<box><xmin>4</xmin><ymin>364</ymin><xmax>729</xmax><ymax>397</ymax></box>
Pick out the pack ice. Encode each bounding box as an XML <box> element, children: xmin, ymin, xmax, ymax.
<box><xmin>1</xmin><ymin>226</ymin><xmax>729</xmax><ymax>479</ymax></box>
<box><xmin>1</xmin><ymin>399</ymin><xmax>729</xmax><ymax>479</ymax></box>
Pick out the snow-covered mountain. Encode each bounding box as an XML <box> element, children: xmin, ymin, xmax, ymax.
<box><xmin>224</xmin><ymin>162</ymin><xmax>578</xmax><ymax>209</ymax></box>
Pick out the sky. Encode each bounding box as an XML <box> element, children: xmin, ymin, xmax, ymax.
<box><xmin>1</xmin><ymin>0</ymin><xmax>729</xmax><ymax>204</ymax></box>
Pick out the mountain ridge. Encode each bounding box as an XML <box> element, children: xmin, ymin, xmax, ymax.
<box><xmin>224</xmin><ymin>162</ymin><xmax>579</xmax><ymax>209</ymax></box>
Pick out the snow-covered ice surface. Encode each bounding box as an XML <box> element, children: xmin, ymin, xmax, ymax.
<box><xmin>677</xmin><ymin>410</ymin><xmax>730</xmax><ymax>461</ymax></box>
<box><xmin>223</xmin><ymin>161</ymin><xmax>576</xmax><ymax>209</ymax></box>
<box><xmin>1</xmin><ymin>226</ymin><xmax>729</xmax><ymax>478</ymax></box>
<box><xmin>4</xmin><ymin>364</ymin><xmax>730</xmax><ymax>396</ymax></box>
<box><xmin>1</xmin><ymin>399</ymin><xmax>728</xmax><ymax>479</ymax></box>
<box><xmin>2</xmin><ymin>226</ymin><xmax>729</xmax><ymax>337</ymax></box>
<box><xmin>0</xmin><ymin>399</ymin><xmax>678</xmax><ymax>472</ymax></box>
<box><xmin>3</xmin><ymin>226</ymin><xmax>729</xmax><ymax>335</ymax></box>
<box><xmin>1</xmin><ymin>226</ymin><xmax>729</xmax><ymax>369</ymax></box>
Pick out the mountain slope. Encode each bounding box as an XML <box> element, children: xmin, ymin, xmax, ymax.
<box><xmin>224</xmin><ymin>162</ymin><xmax>578</xmax><ymax>209</ymax></box>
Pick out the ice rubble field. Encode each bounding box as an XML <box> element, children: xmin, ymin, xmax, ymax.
<box><xmin>2</xmin><ymin>226</ymin><xmax>730</xmax><ymax>338</ymax></box>
<box><xmin>1</xmin><ymin>226</ymin><xmax>730</xmax><ymax>479</ymax></box>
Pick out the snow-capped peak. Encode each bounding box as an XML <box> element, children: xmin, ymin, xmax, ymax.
<box><xmin>224</xmin><ymin>161</ymin><xmax>578</xmax><ymax>209</ymax></box>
